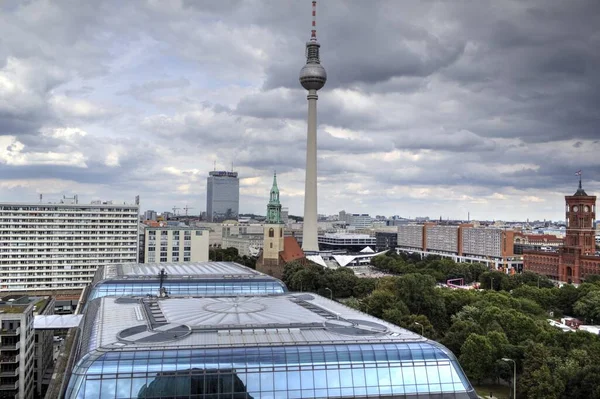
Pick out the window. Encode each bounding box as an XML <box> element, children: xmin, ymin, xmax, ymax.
<box><xmin>269</xmin><ymin>228</ymin><xmax>274</xmax><ymax>238</ymax></box>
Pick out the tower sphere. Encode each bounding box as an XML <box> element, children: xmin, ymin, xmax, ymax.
<box><xmin>299</xmin><ymin>63</ymin><xmax>327</xmax><ymax>91</ymax></box>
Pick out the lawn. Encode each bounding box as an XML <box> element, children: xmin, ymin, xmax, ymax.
<box><xmin>473</xmin><ymin>383</ymin><xmax>512</xmax><ymax>399</ymax></box>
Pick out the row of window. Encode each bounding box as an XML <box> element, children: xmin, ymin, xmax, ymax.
<box><xmin>67</xmin><ymin>344</ymin><xmax>473</xmax><ymax>399</ymax></box>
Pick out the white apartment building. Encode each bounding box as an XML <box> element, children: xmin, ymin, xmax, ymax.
<box><xmin>426</xmin><ymin>225</ymin><xmax>459</xmax><ymax>254</ymax></box>
<box><xmin>144</xmin><ymin>227</ymin><xmax>209</xmax><ymax>263</ymax></box>
<box><xmin>0</xmin><ymin>201</ymin><xmax>139</xmax><ymax>292</ymax></box>
<box><xmin>397</xmin><ymin>225</ymin><xmax>424</xmax><ymax>249</ymax></box>
<box><xmin>461</xmin><ymin>228</ymin><xmax>503</xmax><ymax>258</ymax></box>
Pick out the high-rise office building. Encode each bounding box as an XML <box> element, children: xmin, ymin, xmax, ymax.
<box><xmin>206</xmin><ymin>171</ymin><xmax>240</xmax><ymax>222</ymax></box>
<box><xmin>143</xmin><ymin>210</ymin><xmax>157</xmax><ymax>221</ymax></box>
<box><xmin>0</xmin><ymin>200</ymin><xmax>139</xmax><ymax>292</ymax></box>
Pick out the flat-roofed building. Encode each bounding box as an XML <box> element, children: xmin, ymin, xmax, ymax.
<box><xmin>425</xmin><ymin>225</ymin><xmax>459</xmax><ymax>255</ymax></box>
<box><xmin>397</xmin><ymin>224</ymin><xmax>424</xmax><ymax>250</ymax></box>
<box><xmin>0</xmin><ymin>295</ymin><xmax>52</xmax><ymax>399</ymax></box>
<box><xmin>0</xmin><ymin>200</ymin><xmax>139</xmax><ymax>292</ymax></box>
<box><xmin>318</xmin><ymin>233</ymin><xmax>376</xmax><ymax>251</ymax></box>
<box><xmin>65</xmin><ymin>294</ymin><xmax>476</xmax><ymax>398</ymax></box>
<box><xmin>85</xmin><ymin>262</ymin><xmax>288</xmax><ymax>301</ymax></box>
<box><xmin>143</xmin><ymin>226</ymin><xmax>209</xmax><ymax>263</ymax></box>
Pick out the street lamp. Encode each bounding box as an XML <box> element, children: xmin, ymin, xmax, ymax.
<box><xmin>414</xmin><ymin>322</ymin><xmax>424</xmax><ymax>336</ymax></box>
<box><xmin>501</xmin><ymin>358</ymin><xmax>516</xmax><ymax>399</ymax></box>
<box><xmin>325</xmin><ymin>287</ymin><xmax>333</xmax><ymax>300</ymax></box>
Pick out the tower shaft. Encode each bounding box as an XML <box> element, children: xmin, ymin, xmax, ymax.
<box><xmin>302</xmin><ymin>89</ymin><xmax>319</xmax><ymax>251</ymax></box>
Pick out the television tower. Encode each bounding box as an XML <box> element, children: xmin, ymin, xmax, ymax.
<box><xmin>299</xmin><ymin>1</ymin><xmax>327</xmax><ymax>252</ymax></box>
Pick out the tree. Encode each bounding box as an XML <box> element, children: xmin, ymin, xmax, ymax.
<box><xmin>527</xmin><ymin>365</ymin><xmax>562</xmax><ymax>399</ymax></box>
<box><xmin>361</xmin><ymin>289</ymin><xmax>404</xmax><ymax>318</ymax></box>
<box><xmin>574</xmin><ymin>290</ymin><xmax>600</xmax><ymax>323</ymax></box>
<box><xmin>459</xmin><ymin>334</ymin><xmax>495</xmax><ymax>384</ymax></box>
<box><xmin>442</xmin><ymin>319</ymin><xmax>483</xmax><ymax>357</ymax></box>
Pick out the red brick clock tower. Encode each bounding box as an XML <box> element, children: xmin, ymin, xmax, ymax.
<box><xmin>560</xmin><ymin>177</ymin><xmax>597</xmax><ymax>283</ymax></box>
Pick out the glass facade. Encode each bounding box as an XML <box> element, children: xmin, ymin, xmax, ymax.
<box><xmin>88</xmin><ymin>279</ymin><xmax>287</xmax><ymax>300</ymax></box>
<box><xmin>66</xmin><ymin>343</ymin><xmax>476</xmax><ymax>398</ymax></box>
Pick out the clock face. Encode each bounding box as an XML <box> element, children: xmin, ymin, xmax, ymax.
<box><xmin>584</xmin><ymin>205</ymin><xmax>590</xmax><ymax>212</ymax></box>
<box><xmin>573</xmin><ymin>206</ymin><xmax>579</xmax><ymax>212</ymax></box>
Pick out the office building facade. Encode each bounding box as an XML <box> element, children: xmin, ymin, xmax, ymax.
<box><xmin>144</xmin><ymin>227</ymin><xmax>209</xmax><ymax>264</ymax></box>
<box><xmin>0</xmin><ymin>201</ymin><xmax>139</xmax><ymax>292</ymax></box>
<box><xmin>206</xmin><ymin>171</ymin><xmax>239</xmax><ymax>222</ymax></box>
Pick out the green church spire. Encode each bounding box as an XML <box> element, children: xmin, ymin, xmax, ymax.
<box><xmin>266</xmin><ymin>172</ymin><xmax>283</xmax><ymax>224</ymax></box>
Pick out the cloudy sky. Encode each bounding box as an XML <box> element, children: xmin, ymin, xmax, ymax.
<box><xmin>1</xmin><ymin>0</ymin><xmax>599</xmax><ymax>221</ymax></box>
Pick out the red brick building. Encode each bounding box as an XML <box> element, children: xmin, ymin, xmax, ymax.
<box><xmin>524</xmin><ymin>181</ymin><xmax>600</xmax><ymax>283</ymax></box>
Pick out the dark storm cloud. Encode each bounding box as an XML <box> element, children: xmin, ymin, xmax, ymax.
<box><xmin>1</xmin><ymin>0</ymin><xmax>599</xmax><ymax>218</ymax></box>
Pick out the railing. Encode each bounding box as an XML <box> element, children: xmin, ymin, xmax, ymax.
<box><xmin>0</xmin><ymin>343</ymin><xmax>18</xmax><ymax>351</ymax></box>
<box><xmin>0</xmin><ymin>356</ymin><xmax>17</xmax><ymax>363</ymax></box>
<box><xmin>0</xmin><ymin>328</ymin><xmax>19</xmax><ymax>336</ymax></box>
<box><xmin>0</xmin><ymin>380</ymin><xmax>19</xmax><ymax>390</ymax></box>
<box><xmin>0</xmin><ymin>367</ymin><xmax>18</xmax><ymax>377</ymax></box>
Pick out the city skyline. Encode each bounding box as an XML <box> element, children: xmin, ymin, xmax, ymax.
<box><xmin>1</xmin><ymin>1</ymin><xmax>599</xmax><ymax>221</ymax></box>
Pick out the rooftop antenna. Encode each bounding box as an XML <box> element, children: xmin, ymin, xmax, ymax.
<box><xmin>39</xmin><ymin>194</ymin><xmax>42</xmax><ymax>203</ymax></box>
<box><xmin>311</xmin><ymin>1</ymin><xmax>317</xmax><ymax>41</ymax></box>
<box><xmin>214</xmin><ymin>160</ymin><xmax>216</xmax><ymax>171</ymax></box>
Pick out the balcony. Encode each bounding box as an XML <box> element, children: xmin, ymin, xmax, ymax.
<box><xmin>0</xmin><ymin>343</ymin><xmax>18</xmax><ymax>352</ymax></box>
<box><xmin>0</xmin><ymin>356</ymin><xmax>16</xmax><ymax>364</ymax></box>
<box><xmin>0</xmin><ymin>329</ymin><xmax>19</xmax><ymax>337</ymax></box>
<box><xmin>0</xmin><ymin>380</ymin><xmax>18</xmax><ymax>390</ymax></box>
<box><xmin>0</xmin><ymin>368</ymin><xmax>18</xmax><ymax>377</ymax></box>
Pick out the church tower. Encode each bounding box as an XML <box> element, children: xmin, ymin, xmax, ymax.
<box><xmin>263</xmin><ymin>173</ymin><xmax>285</xmax><ymax>262</ymax></box>
<box><xmin>560</xmin><ymin>175</ymin><xmax>597</xmax><ymax>283</ymax></box>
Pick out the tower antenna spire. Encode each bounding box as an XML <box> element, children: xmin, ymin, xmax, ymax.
<box><xmin>311</xmin><ymin>1</ymin><xmax>317</xmax><ymax>41</ymax></box>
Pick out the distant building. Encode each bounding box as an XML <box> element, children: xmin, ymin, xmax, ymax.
<box><xmin>281</xmin><ymin>207</ymin><xmax>289</xmax><ymax>224</ymax></box>
<box><xmin>143</xmin><ymin>226</ymin><xmax>209</xmax><ymax>263</ymax></box>
<box><xmin>514</xmin><ymin>233</ymin><xmax>564</xmax><ymax>254</ymax></box>
<box><xmin>524</xmin><ymin>180</ymin><xmax>600</xmax><ymax>283</ymax></box>
<box><xmin>206</xmin><ymin>171</ymin><xmax>239</xmax><ymax>222</ymax></box>
<box><xmin>348</xmin><ymin>213</ymin><xmax>373</xmax><ymax>229</ymax></box>
<box><xmin>397</xmin><ymin>223</ymin><xmax>521</xmax><ymax>272</ymax></box>
<box><xmin>143</xmin><ymin>209</ymin><xmax>157</xmax><ymax>221</ymax></box>
<box><xmin>0</xmin><ymin>200</ymin><xmax>139</xmax><ymax>292</ymax></box>
<box><xmin>256</xmin><ymin>174</ymin><xmax>305</xmax><ymax>279</ymax></box>
<box><xmin>221</xmin><ymin>221</ymin><xmax>264</xmax><ymax>256</ymax></box>
<box><xmin>318</xmin><ymin>233</ymin><xmax>377</xmax><ymax>251</ymax></box>
<box><xmin>375</xmin><ymin>231</ymin><xmax>398</xmax><ymax>251</ymax></box>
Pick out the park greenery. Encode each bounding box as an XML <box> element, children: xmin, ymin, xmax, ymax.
<box><xmin>208</xmin><ymin>247</ymin><xmax>257</xmax><ymax>269</ymax></box>
<box><xmin>282</xmin><ymin>252</ymin><xmax>600</xmax><ymax>399</ymax></box>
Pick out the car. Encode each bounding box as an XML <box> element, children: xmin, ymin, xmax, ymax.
<box><xmin>53</xmin><ymin>336</ymin><xmax>64</xmax><ymax>343</ymax></box>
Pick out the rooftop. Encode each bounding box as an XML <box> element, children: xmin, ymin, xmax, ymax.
<box><xmin>145</xmin><ymin>226</ymin><xmax>208</xmax><ymax>231</ymax></box>
<box><xmin>93</xmin><ymin>261</ymin><xmax>265</xmax><ymax>285</ymax></box>
<box><xmin>79</xmin><ymin>294</ymin><xmax>424</xmax><ymax>357</ymax></box>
